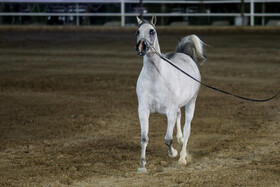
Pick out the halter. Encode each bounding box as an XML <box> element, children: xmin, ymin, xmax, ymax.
<box><xmin>136</xmin><ymin>38</ymin><xmax>156</xmax><ymax>56</ymax></box>
<box><xmin>137</xmin><ymin>24</ymin><xmax>157</xmax><ymax>56</ymax></box>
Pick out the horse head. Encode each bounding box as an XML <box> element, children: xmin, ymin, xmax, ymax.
<box><xmin>135</xmin><ymin>16</ymin><xmax>157</xmax><ymax>56</ymax></box>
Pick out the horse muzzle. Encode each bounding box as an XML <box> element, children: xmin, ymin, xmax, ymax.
<box><xmin>136</xmin><ymin>39</ymin><xmax>150</xmax><ymax>56</ymax></box>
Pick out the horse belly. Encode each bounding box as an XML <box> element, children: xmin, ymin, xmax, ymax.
<box><xmin>150</xmin><ymin>89</ymin><xmax>180</xmax><ymax>114</ymax></box>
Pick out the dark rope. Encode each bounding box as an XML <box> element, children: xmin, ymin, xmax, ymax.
<box><xmin>154</xmin><ymin>50</ymin><xmax>280</xmax><ymax>102</ymax></box>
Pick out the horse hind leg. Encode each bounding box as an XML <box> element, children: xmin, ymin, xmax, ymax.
<box><xmin>178</xmin><ymin>98</ymin><xmax>196</xmax><ymax>165</ymax></box>
<box><xmin>176</xmin><ymin>109</ymin><xmax>184</xmax><ymax>145</ymax></box>
<box><xmin>165</xmin><ymin>111</ymin><xmax>178</xmax><ymax>158</ymax></box>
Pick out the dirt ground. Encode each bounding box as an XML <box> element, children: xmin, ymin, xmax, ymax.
<box><xmin>0</xmin><ymin>27</ymin><xmax>279</xmax><ymax>186</ymax></box>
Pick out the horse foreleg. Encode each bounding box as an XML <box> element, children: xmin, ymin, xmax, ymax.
<box><xmin>137</xmin><ymin>109</ymin><xmax>150</xmax><ymax>173</ymax></box>
<box><xmin>165</xmin><ymin>111</ymin><xmax>178</xmax><ymax>158</ymax></box>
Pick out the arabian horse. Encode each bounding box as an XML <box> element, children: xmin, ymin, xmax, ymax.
<box><xmin>135</xmin><ymin>16</ymin><xmax>206</xmax><ymax>173</ymax></box>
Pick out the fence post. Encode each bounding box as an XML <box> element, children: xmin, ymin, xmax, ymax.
<box><xmin>76</xmin><ymin>3</ymin><xmax>79</xmax><ymax>26</ymax></box>
<box><xmin>250</xmin><ymin>0</ymin><xmax>254</xmax><ymax>26</ymax></box>
<box><xmin>121</xmin><ymin>0</ymin><xmax>125</xmax><ymax>27</ymax></box>
<box><xmin>261</xmin><ymin>2</ymin><xmax>265</xmax><ymax>26</ymax></box>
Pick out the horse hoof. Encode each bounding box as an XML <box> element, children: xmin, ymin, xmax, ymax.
<box><xmin>178</xmin><ymin>157</ymin><xmax>187</xmax><ymax>165</ymax></box>
<box><xmin>177</xmin><ymin>137</ymin><xmax>184</xmax><ymax>145</ymax></box>
<box><xmin>137</xmin><ymin>167</ymin><xmax>147</xmax><ymax>173</ymax></box>
<box><xmin>168</xmin><ymin>148</ymin><xmax>178</xmax><ymax>158</ymax></box>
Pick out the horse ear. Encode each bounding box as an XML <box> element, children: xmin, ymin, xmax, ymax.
<box><xmin>150</xmin><ymin>16</ymin><xmax>157</xmax><ymax>25</ymax></box>
<box><xmin>136</xmin><ymin>16</ymin><xmax>142</xmax><ymax>25</ymax></box>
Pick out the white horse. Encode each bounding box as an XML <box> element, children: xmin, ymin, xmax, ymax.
<box><xmin>135</xmin><ymin>16</ymin><xmax>207</xmax><ymax>173</ymax></box>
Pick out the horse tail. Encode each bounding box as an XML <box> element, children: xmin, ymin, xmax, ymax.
<box><xmin>175</xmin><ymin>34</ymin><xmax>207</xmax><ymax>65</ymax></box>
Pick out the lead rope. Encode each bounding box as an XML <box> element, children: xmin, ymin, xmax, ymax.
<box><xmin>150</xmin><ymin>45</ymin><xmax>280</xmax><ymax>102</ymax></box>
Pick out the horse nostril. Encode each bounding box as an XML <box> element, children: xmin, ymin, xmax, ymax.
<box><xmin>142</xmin><ymin>43</ymin><xmax>146</xmax><ymax>51</ymax></box>
<box><xmin>143</xmin><ymin>41</ymin><xmax>149</xmax><ymax>50</ymax></box>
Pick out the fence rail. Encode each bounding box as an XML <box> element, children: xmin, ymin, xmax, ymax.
<box><xmin>0</xmin><ymin>0</ymin><xmax>279</xmax><ymax>26</ymax></box>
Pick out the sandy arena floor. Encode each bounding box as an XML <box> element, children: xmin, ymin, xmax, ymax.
<box><xmin>0</xmin><ymin>27</ymin><xmax>279</xmax><ymax>186</ymax></box>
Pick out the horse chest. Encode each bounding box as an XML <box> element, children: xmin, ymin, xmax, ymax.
<box><xmin>137</xmin><ymin>75</ymin><xmax>176</xmax><ymax>114</ymax></box>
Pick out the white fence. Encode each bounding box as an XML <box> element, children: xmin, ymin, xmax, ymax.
<box><xmin>0</xmin><ymin>0</ymin><xmax>280</xmax><ymax>26</ymax></box>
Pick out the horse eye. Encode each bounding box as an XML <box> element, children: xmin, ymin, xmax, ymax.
<box><xmin>136</xmin><ymin>30</ymin><xmax>140</xmax><ymax>36</ymax></box>
<box><xmin>150</xmin><ymin>29</ymin><xmax>155</xmax><ymax>35</ymax></box>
